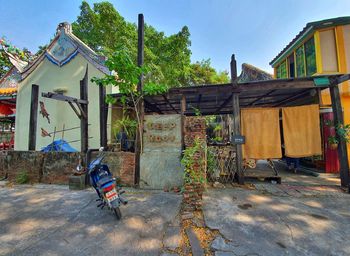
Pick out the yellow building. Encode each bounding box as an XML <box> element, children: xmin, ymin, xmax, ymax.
<box><xmin>270</xmin><ymin>16</ymin><xmax>350</xmax><ymax>168</ymax></box>
<box><xmin>14</xmin><ymin>22</ymin><xmax>116</xmax><ymax>151</ymax></box>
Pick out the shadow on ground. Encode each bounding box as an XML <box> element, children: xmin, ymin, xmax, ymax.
<box><xmin>204</xmin><ymin>183</ymin><xmax>350</xmax><ymax>256</ymax></box>
<box><xmin>0</xmin><ymin>183</ymin><xmax>181</xmax><ymax>256</ymax></box>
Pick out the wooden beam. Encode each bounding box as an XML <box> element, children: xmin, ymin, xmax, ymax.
<box><xmin>162</xmin><ymin>95</ymin><xmax>179</xmax><ymax>113</ymax></box>
<box><xmin>273</xmin><ymin>89</ymin><xmax>310</xmax><ymax>107</ymax></box>
<box><xmin>28</xmin><ymin>84</ymin><xmax>39</xmax><ymax>150</ymax></box>
<box><xmin>337</xmin><ymin>74</ymin><xmax>350</xmax><ymax>84</ymax></box>
<box><xmin>68</xmin><ymin>101</ymin><xmax>81</xmax><ymax>119</ymax></box>
<box><xmin>181</xmin><ymin>94</ymin><xmax>186</xmax><ymax>151</ymax></box>
<box><xmin>329</xmin><ymin>83</ymin><xmax>349</xmax><ymax>188</ymax></box>
<box><xmin>99</xmin><ymin>84</ymin><xmax>107</xmax><ymax>148</ymax></box>
<box><xmin>215</xmin><ymin>94</ymin><xmax>233</xmax><ymax>113</ymax></box>
<box><xmin>233</xmin><ymin>93</ymin><xmax>244</xmax><ymax>184</ymax></box>
<box><xmin>197</xmin><ymin>94</ymin><xmax>202</xmax><ymax>109</ymax></box>
<box><xmin>144</xmin><ymin>99</ymin><xmax>163</xmax><ymax>114</ymax></box>
<box><xmin>41</xmin><ymin>92</ymin><xmax>88</xmax><ymax>105</ymax></box>
<box><xmin>248</xmin><ymin>90</ymin><xmax>276</xmax><ymax>106</ymax></box>
<box><xmin>80</xmin><ymin>65</ymin><xmax>89</xmax><ymax>153</ymax></box>
<box><xmin>230</xmin><ymin>54</ymin><xmax>237</xmax><ymax>83</ymax></box>
<box><xmin>135</xmin><ymin>13</ymin><xmax>144</xmax><ymax>186</ymax></box>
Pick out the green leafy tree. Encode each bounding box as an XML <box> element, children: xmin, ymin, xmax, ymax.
<box><xmin>92</xmin><ymin>47</ymin><xmax>168</xmax><ymax>152</ymax></box>
<box><xmin>0</xmin><ymin>49</ymin><xmax>11</xmax><ymax>78</ymax></box>
<box><xmin>73</xmin><ymin>1</ymin><xmax>227</xmax><ymax>87</ymax></box>
<box><xmin>188</xmin><ymin>59</ymin><xmax>229</xmax><ymax>85</ymax></box>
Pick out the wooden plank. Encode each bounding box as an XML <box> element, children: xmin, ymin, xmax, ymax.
<box><xmin>80</xmin><ymin>65</ymin><xmax>89</xmax><ymax>153</ymax></box>
<box><xmin>28</xmin><ymin>84</ymin><xmax>39</xmax><ymax>150</ymax></box>
<box><xmin>134</xmin><ymin>13</ymin><xmax>145</xmax><ymax>186</ymax></box>
<box><xmin>99</xmin><ymin>84</ymin><xmax>107</xmax><ymax>148</ymax></box>
<box><xmin>233</xmin><ymin>93</ymin><xmax>244</xmax><ymax>184</ymax></box>
<box><xmin>68</xmin><ymin>101</ymin><xmax>81</xmax><ymax>119</ymax></box>
<box><xmin>329</xmin><ymin>83</ymin><xmax>350</xmax><ymax>188</ymax></box>
<box><xmin>42</xmin><ymin>92</ymin><xmax>88</xmax><ymax>105</ymax></box>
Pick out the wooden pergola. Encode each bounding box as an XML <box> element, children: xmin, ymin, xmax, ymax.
<box><xmin>125</xmin><ymin>14</ymin><xmax>350</xmax><ymax>190</ymax></box>
<box><xmin>120</xmin><ymin>54</ymin><xmax>350</xmax><ymax>189</ymax></box>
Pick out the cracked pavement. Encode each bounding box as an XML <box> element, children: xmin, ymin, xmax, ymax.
<box><xmin>0</xmin><ymin>183</ymin><xmax>182</xmax><ymax>256</ymax></box>
<box><xmin>203</xmin><ymin>186</ymin><xmax>350</xmax><ymax>256</ymax></box>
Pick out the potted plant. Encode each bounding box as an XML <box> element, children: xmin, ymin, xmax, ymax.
<box><xmin>328</xmin><ymin>135</ymin><xmax>339</xmax><ymax>150</ymax></box>
<box><xmin>326</xmin><ymin>123</ymin><xmax>350</xmax><ymax>150</ymax></box>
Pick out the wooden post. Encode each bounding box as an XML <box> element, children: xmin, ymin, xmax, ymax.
<box><xmin>231</xmin><ymin>54</ymin><xmax>244</xmax><ymax>184</ymax></box>
<box><xmin>134</xmin><ymin>13</ymin><xmax>145</xmax><ymax>186</ymax></box>
<box><xmin>80</xmin><ymin>65</ymin><xmax>88</xmax><ymax>153</ymax></box>
<box><xmin>28</xmin><ymin>84</ymin><xmax>39</xmax><ymax>150</ymax></box>
<box><xmin>181</xmin><ymin>94</ymin><xmax>186</xmax><ymax>151</ymax></box>
<box><xmin>329</xmin><ymin>83</ymin><xmax>349</xmax><ymax>188</ymax></box>
<box><xmin>230</xmin><ymin>54</ymin><xmax>237</xmax><ymax>83</ymax></box>
<box><xmin>99</xmin><ymin>84</ymin><xmax>107</xmax><ymax>148</ymax></box>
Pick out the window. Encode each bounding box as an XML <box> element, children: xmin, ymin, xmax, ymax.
<box><xmin>276</xmin><ymin>60</ymin><xmax>287</xmax><ymax>79</ymax></box>
<box><xmin>304</xmin><ymin>37</ymin><xmax>316</xmax><ymax>76</ymax></box>
<box><xmin>296</xmin><ymin>45</ymin><xmax>305</xmax><ymax>77</ymax></box>
<box><xmin>288</xmin><ymin>54</ymin><xmax>295</xmax><ymax>78</ymax></box>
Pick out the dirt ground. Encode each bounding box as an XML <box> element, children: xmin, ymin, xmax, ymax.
<box><xmin>204</xmin><ymin>161</ymin><xmax>350</xmax><ymax>256</ymax></box>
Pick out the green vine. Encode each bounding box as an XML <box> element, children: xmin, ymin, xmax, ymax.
<box><xmin>181</xmin><ymin>138</ymin><xmax>206</xmax><ymax>184</ymax></box>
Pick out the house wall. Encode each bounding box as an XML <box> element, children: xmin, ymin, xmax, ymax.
<box><xmin>319</xmin><ymin>29</ymin><xmax>338</xmax><ymax>73</ymax></box>
<box><xmin>320</xmin><ymin>25</ymin><xmax>350</xmax><ymax>164</ymax></box>
<box><xmin>15</xmin><ymin>54</ymin><xmax>112</xmax><ymax>151</ymax></box>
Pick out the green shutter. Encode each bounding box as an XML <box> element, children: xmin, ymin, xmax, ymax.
<box><xmin>305</xmin><ymin>37</ymin><xmax>316</xmax><ymax>76</ymax></box>
<box><xmin>276</xmin><ymin>60</ymin><xmax>287</xmax><ymax>79</ymax></box>
<box><xmin>296</xmin><ymin>45</ymin><xmax>305</xmax><ymax>77</ymax></box>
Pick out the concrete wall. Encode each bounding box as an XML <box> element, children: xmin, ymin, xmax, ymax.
<box><xmin>140</xmin><ymin>114</ymin><xmax>183</xmax><ymax>189</ymax></box>
<box><xmin>15</xmin><ymin>54</ymin><xmax>112</xmax><ymax>151</ymax></box>
<box><xmin>319</xmin><ymin>29</ymin><xmax>338</xmax><ymax>72</ymax></box>
<box><xmin>0</xmin><ymin>151</ymin><xmax>135</xmax><ymax>186</ymax></box>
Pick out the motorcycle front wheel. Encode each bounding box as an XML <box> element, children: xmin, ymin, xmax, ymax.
<box><xmin>114</xmin><ymin>207</ymin><xmax>122</xmax><ymax>220</ymax></box>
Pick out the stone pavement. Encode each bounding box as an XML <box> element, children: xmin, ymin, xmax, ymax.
<box><xmin>203</xmin><ymin>186</ymin><xmax>350</xmax><ymax>256</ymax></box>
<box><xmin>0</xmin><ymin>183</ymin><xmax>182</xmax><ymax>256</ymax></box>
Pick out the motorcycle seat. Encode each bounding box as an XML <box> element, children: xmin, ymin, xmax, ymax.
<box><xmin>96</xmin><ymin>176</ymin><xmax>113</xmax><ymax>188</ymax></box>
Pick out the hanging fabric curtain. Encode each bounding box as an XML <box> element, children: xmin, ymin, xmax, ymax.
<box><xmin>282</xmin><ymin>104</ymin><xmax>322</xmax><ymax>157</ymax></box>
<box><xmin>241</xmin><ymin>108</ymin><xmax>282</xmax><ymax>159</ymax></box>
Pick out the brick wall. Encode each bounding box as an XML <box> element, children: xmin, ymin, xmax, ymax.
<box><xmin>0</xmin><ymin>151</ymin><xmax>135</xmax><ymax>186</ymax></box>
<box><xmin>183</xmin><ymin>116</ymin><xmax>207</xmax><ymax>211</ymax></box>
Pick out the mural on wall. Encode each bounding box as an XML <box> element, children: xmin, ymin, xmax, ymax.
<box><xmin>146</xmin><ymin>122</ymin><xmax>176</xmax><ymax>143</ymax></box>
<box><xmin>46</xmin><ymin>32</ymin><xmax>78</xmax><ymax>66</ymax></box>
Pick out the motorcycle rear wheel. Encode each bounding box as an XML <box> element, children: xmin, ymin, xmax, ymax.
<box><xmin>114</xmin><ymin>207</ymin><xmax>122</xmax><ymax>220</ymax></box>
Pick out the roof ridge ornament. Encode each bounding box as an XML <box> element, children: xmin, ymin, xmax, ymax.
<box><xmin>56</xmin><ymin>22</ymin><xmax>72</xmax><ymax>35</ymax></box>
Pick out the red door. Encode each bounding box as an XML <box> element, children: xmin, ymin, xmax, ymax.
<box><xmin>322</xmin><ymin>112</ymin><xmax>340</xmax><ymax>173</ymax></box>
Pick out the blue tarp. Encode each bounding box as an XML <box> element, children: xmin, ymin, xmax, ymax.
<box><xmin>41</xmin><ymin>139</ymin><xmax>77</xmax><ymax>152</ymax></box>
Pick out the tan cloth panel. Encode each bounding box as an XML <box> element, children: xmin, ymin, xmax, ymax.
<box><xmin>241</xmin><ymin>108</ymin><xmax>282</xmax><ymax>159</ymax></box>
<box><xmin>282</xmin><ymin>104</ymin><xmax>322</xmax><ymax>157</ymax></box>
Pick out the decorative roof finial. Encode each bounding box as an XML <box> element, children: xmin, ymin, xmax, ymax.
<box><xmin>56</xmin><ymin>22</ymin><xmax>72</xmax><ymax>35</ymax></box>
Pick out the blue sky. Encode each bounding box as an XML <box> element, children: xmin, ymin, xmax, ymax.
<box><xmin>1</xmin><ymin>0</ymin><xmax>350</xmax><ymax>74</ymax></box>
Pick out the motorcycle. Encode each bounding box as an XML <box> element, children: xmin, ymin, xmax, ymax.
<box><xmin>87</xmin><ymin>148</ymin><xmax>127</xmax><ymax>219</ymax></box>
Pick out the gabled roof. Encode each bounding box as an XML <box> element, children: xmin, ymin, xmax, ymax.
<box><xmin>20</xmin><ymin>22</ymin><xmax>109</xmax><ymax>80</ymax></box>
<box><xmin>270</xmin><ymin>16</ymin><xmax>350</xmax><ymax>67</ymax></box>
<box><xmin>0</xmin><ymin>66</ymin><xmax>20</xmax><ymax>96</ymax></box>
<box><xmin>238</xmin><ymin>63</ymin><xmax>273</xmax><ymax>83</ymax></box>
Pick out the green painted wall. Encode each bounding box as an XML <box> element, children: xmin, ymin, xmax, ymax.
<box><xmin>15</xmin><ymin>54</ymin><xmax>112</xmax><ymax>151</ymax></box>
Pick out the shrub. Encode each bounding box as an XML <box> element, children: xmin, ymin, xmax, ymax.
<box><xmin>16</xmin><ymin>170</ymin><xmax>29</xmax><ymax>184</ymax></box>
